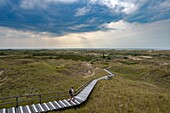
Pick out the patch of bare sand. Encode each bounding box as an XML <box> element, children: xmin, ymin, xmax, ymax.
<box><xmin>161</xmin><ymin>63</ymin><xmax>169</xmax><ymax>66</ymax></box>
<box><xmin>83</xmin><ymin>68</ymin><xmax>99</xmax><ymax>78</ymax></box>
<box><xmin>0</xmin><ymin>70</ymin><xmax>4</xmax><ymax>76</ymax></box>
<box><xmin>140</xmin><ymin>56</ymin><xmax>153</xmax><ymax>59</ymax></box>
<box><xmin>128</xmin><ymin>56</ymin><xmax>142</xmax><ymax>61</ymax></box>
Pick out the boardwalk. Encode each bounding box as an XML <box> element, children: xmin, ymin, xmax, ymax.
<box><xmin>0</xmin><ymin>69</ymin><xmax>114</xmax><ymax>113</ymax></box>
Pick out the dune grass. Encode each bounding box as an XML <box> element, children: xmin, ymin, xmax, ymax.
<box><xmin>0</xmin><ymin>49</ymin><xmax>170</xmax><ymax>112</ymax></box>
<box><xmin>52</xmin><ymin>76</ymin><xmax>170</xmax><ymax>113</ymax></box>
<box><xmin>0</xmin><ymin>54</ymin><xmax>106</xmax><ymax>108</ymax></box>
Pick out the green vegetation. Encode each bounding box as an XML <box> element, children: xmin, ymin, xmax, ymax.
<box><xmin>0</xmin><ymin>49</ymin><xmax>170</xmax><ymax>112</ymax></box>
<box><xmin>56</xmin><ymin>76</ymin><xmax>169</xmax><ymax>113</ymax></box>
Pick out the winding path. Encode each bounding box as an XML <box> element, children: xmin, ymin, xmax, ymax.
<box><xmin>0</xmin><ymin>69</ymin><xmax>114</xmax><ymax>113</ymax></box>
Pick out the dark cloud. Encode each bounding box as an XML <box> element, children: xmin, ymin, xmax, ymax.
<box><xmin>126</xmin><ymin>0</ymin><xmax>170</xmax><ymax>23</ymax></box>
<box><xmin>0</xmin><ymin>0</ymin><xmax>169</xmax><ymax>36</ymax></box>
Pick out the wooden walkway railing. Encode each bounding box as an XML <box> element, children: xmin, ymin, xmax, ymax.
<box><xmin>0</xmin><ymin>79</ymin><xmax>93</xmax><ymax>109</ymax></box>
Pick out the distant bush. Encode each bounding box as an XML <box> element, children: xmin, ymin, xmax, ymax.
<box><xmin>56</xmin><ymin>55</ymin><xmax>94</xmax><ymax>61</ymax></box>
<box><xmin>119</xmin><ymin>60</ymin><xmax>139</xmax><ymax>65</ymax></box>
<box><xmin>0</xmin><ymin>52</ymin><xmax>6</xmax><ymax>55</ymax></box>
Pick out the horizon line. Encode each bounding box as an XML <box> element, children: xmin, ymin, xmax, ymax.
<box><xmin>0</xmin><ymin>47</ymin><xmax>170</xmax><ymax>50</ymax></box>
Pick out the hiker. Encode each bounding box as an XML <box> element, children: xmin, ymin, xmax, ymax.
<box><xmin>69</xmin><ymin>87</ymin><xmax>74</xmax><ymax>101</ymax></box>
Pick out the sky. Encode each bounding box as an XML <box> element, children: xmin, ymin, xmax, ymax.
<box><xmin>0</xmin><ymin>0</ymin><xmax>170</xmax><ymax>49</ymax></box>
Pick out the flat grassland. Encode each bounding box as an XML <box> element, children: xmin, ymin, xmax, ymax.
<box><xmin>0</xmin><ymin>49</ymin><xmax>170</xmax><ymax>113</ymax></box>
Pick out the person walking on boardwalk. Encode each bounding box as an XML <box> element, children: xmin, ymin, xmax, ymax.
<box><xmin>69</xmin><ymin>87</ymin><xmax>74</xmax><ymax>101</ymax></box>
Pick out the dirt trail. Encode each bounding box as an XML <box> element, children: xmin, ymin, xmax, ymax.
<box><xmin>83</xmin><ymin>68</ymin><xmax>99</xmax><ymax>78</ymax></box>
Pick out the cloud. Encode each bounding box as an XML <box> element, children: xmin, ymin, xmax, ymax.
<box><xmin>77</xmin><ymin>36</ymin><xmax>87</xmax><ymax>40</ymax></box>
<box><xmin>159</xmin><ymin>1</ymin><xmax>170</xmax><ymax>8</ymax></box>
<box><xmin>0</xmin><ymin>0</ymin><xmax>6</xmax><ymax>4</ymax></box>
<box><xmin>0</xmin><ymin>27</ymin><xmax>90</xmax><ymax>48</ymax></box>
<box><xmin>0</xmin><ymin>19</ymin><xmax>170</xmax><ymax>49</ymax></box>
<box><xmin>127</xmin><ymin>0</ymin><xmax>170</xmax><ymax>22</ymax></box>
<box><xmin>68</xmin><ymin>24</ymin><xmax>90</xmax><ymax>30</ymax></box>
<box><xmin>20</xmin><ymin>0</ymin><xmax>78</xmax><ymax>9</ymax></box>
<box><xmin>89</xmin><ymin>0</ymin><xmax>146</xmax><ymax>14</ymax></box>
<box><xmin>75</xmin><ymin>7</ymin><xmax>90</xmax><ymax>16</ymax></box>
<box><xmin>100</xmin><ymin>20</ymin><xmax>133</xmax><ymax>30</ymax></box>
<box><xmin>0</xmin><ymin>0</ymin><xmax>170</xmax><ymax>36</ymax></box>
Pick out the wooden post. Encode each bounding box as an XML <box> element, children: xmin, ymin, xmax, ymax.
<box><xmin>16</xmin><ymin>97</ymin><xmax>19</xmax><ymax>107</ymax></box>
<box><xmin>103</xmin><ymin>52</ymin><xmax>105</xmax><ymax>59</ymax></box>
<box><xmin>39</xmin><ymin>95</ymin><xmax>42</xmax><ymax>104</ymax></box>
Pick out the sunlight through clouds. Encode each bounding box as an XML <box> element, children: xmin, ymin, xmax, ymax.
<box><xmin>89</xmin><ymin>0</ymin><xmax>146</xmax><ymax>14</ymax></box>
<box><xmin>0</xmin><ymin>20</ymin><xmax>170</xmax><ymax>48</ymax></box>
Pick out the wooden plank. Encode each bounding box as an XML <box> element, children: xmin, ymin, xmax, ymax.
<box><xmin>11</xmin><ymin>107</ymin><xmax>15</xmax><ymax>113</ymax></box>
<box><xmin>19</xmin><ymin>106</ymin><xmax>24</xmax><ymax>113</ymax></box>
<box><xmin>54</xmin><ymin>101</ymin><xmax>62</xmax><ymax>109</ymax></box>
<box><xmin>75</xmin><ymin>98</ymin><xmax>83</xmax><ymax>104</ymax></box>
<box><xmin>63</xmin><ymin>100</ymin><xmax>71</xmax><ymax>106</ymax></box>
<box><xmin>67</xmin><ymin>99</ymin><xmax>76</xmax><ymax>106</ymax></box>
<box><xmin>7</xmin><ymin>107</ymin><xmax>15</xmax><ymax>113</ymax></box>
<box><xmin>41</xmin><ymin>103</ymin><xmax>49</xmax><ymax>111</ymax></box>
<box><xmin>75</xmin><ymin>97</ymin><xmax>84</xmax><ymax>103</ymax></box>
<box><xmin>15</xmin><ymin>108</ymin><xmax>20</xmax><ymax>113</ymax></box>
<box><xmin>22</xmin><ymin>106</ymin><xmax>30</xmax><ymax>113</ymax></box>
<box><xmin>104</xmin><ymin>69</ymin><xmax>114</xmax><ymax>75</ymax></box>
<box><xmin>0</xmin><ymin>109</ymin><xmax>4</xmax><ymax>113</ymax></box>
<box><xmin>26</xmin><ymin>105</ymin><xmax>32</xmax><ymax>113</ymax></box>
<box><xmin>32</xmin><ymin>104</ymin><xmax>38</xmax><ymax>113</ymax></box>
<box><xmin>43</xmin><ymin>103</ymin><xmax>50</xmax><ymax>111</ymax></box>
<box><xmin>59</xmin><ymin>100</ymin><xmax>67</xmax><ymax>107</ymax></box>
<box><xmin>56</xmin><ymin>101</ymin><xmax>65</xmax><ymax>108</ymax></box>
<box><xmin>34</xmin><ymin>104</ymin><xmax>41</xmax><ymax>112</ymax></box>
<box><xmin>35</xmin><ymin>104</ymin><xmax>43</xmax><ymax>112</ymax></box>
<box><xmin>6</xmin><ymin>108</ymin><xmax>11</xmax><ymax>113</ymax></box>
<box><xmin>74</xmin><ymin>99</ymin><xmax>80</xmax><ymax>105</ymax></box>
<box><xmin>48</xmin><ymin>102</ymin><xmax>56</xmax><ymax>110</ymax></box>
<box><xmin>51</xmin><ymin>102</ymin><xmax>60</xmax><ymax>109</ymax></box>
<box><xmin>38</xmin><ymin>104</ymin><xmax>44</xmax><ymax>112</ymax></box>
<box><xmin>46</xmin><ymin>103</ymin><xmax>54</xmax><ymax>110</ymax></box>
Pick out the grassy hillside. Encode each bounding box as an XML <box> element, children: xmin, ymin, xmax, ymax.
<box><xmin>56</xmin><ymin>76</ymin><xmax>169</xmax><ymax>113</ymax></box>
<box><xmin>0</xmin><ymin>49</ymin><xmax>170</xmax><ymax>112</ymax></box>
<box><xmin>0</xmin><ymin>50</ymin><xmax>106</xmax><ymax>108</ymax></box>
<box><xmin>0</xmin><ymin>60</ymin><xmax>106</xmax><ymax>108</ymax></box>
